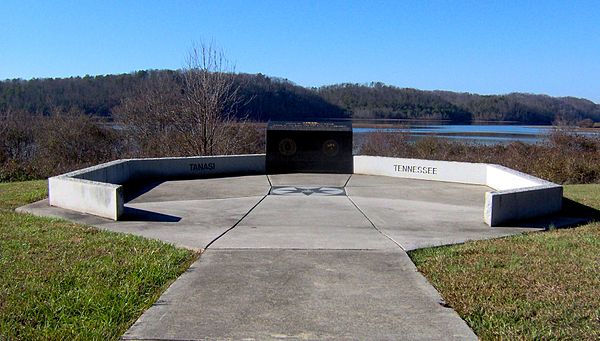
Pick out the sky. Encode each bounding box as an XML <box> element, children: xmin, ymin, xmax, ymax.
<box><xmin>1</xmin><ymin>0</ymin><xmax>599</xmax><ymax>103</ymax></box>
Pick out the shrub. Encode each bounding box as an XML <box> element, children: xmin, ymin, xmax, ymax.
<box><xmin>0</xmin><ymin>105</ymin><xmax>265</xmax><ymax>181</ymax></box>
<box><xmin>34</xmin><ymin>109</ymin><xmax>122</xmax><ymax>176</ymax></box>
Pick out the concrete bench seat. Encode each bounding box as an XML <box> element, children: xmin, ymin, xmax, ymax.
<box><xmin>49</xmin><ymin>154</ymin><xmax>562</xmax><ymax>226</ymax></box>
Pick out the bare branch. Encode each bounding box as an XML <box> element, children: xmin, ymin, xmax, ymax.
<box><xmin>113</xmin><ymin>42</ymin><xmax>252</xmax><ymax>157</ymax></box>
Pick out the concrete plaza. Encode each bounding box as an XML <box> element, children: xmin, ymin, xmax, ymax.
<box><xmin>19</xmin><ymin>173</ymin><xmax>555</xmax><ymax>340</ymax></box>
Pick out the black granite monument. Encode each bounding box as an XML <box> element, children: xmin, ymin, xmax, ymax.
<box><xmin>266</xmin><ymin>121</ymin><xmax>353</xmax><ymax>174</ymax></box>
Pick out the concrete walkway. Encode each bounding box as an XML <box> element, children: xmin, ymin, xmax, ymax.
<box><xmin>19</xmin><ymin>174</ymin><xmax>552</xmax><ymax>340</ymax></box>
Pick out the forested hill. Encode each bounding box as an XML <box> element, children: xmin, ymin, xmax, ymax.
<box><xmin>318</xmin><ymin>83</ymin><xmax>472</xmax><ymax>122</ymax></box>
<box><xmin>318</xmin><ymin>83</ymin><xmax>600</xmax><ymax>124</ymax></box>
<box><xmin>1</xmin><ymin>71</ymin><xmax>599</xmax><ymax>125</ymax></box>
<box><xmin>0</xmin><ymin>71</ymin><xmax>347</xmax><ymax>121</ymax></box>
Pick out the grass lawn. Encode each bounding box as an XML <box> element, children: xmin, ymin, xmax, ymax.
<box><xmin>0</xmin><ymin>181</ymin><xmax>198</xmax><ymax>340</ymax></box>
<box><xmin>410</xmin><ymin>184</ymin><xmax>600</xmax><ymax>340</ymax></box>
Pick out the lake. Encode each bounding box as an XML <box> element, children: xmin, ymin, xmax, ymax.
<box><xmin>352</xmin><ymin>124</ymin><xmax>599</xmax><ymax>145</ymax></box>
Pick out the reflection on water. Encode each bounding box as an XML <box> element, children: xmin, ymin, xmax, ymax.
<box><xmin>353</xmin><ymin>124</ymin><xmax>599</xmax><ymax>146</ymax></box>
<box><xmin>406</xmin><ymin>125</ymin><xmax>548</xmax><ymax>135</ymax></box>
<box><xmin>423</xmin><ymin>134</ymin><xmax>541</xmax><ymax>145</ymax></box>
<box><xmin>354</xmin><ymin>125</ymin><xmax>550</xmax><ymax>136</ymax></box>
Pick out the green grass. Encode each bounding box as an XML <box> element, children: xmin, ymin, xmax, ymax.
<box><xmin>563</xmin><ymin>184</ymin><xmax>600</xmax><ymax>210</ymax></box>
<box><xmin>3</xmin><ymin>181</ymin><xmax>598</xmax><ymax>339</ymax></box>
<box><xmin>0</xmin><ymin>180</ymin><xmax>48</xmax><ymax>210</ymax></box>
<box><xmin>0</xmin><ymin>180</ymin><xmax>198</xmax><ymax>340</ymax></box>
<box><xmin>410</xmin><ymin>184</ymin><xmax>600</xmax><ymax>340</ymax></box>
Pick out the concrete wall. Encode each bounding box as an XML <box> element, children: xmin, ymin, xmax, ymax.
<box><xmin>354</xmin><ymin>156</ymin><xmax>488</xmax><ymax>185</ymax></box>
<box><xmin>69</xmin><ymin>159</ymin><xmax>131</xmax><ymax>184</ymax></box>
<box><xmin>48</xmin><ymin>154</ymin><xmax>266</xmax><ymax>220</ymax></box>
<box><xmin>48</xmin><ymin>176</ymin><xmax>124</xmax><ymax>220</ymax></box>
<box><xmin>483</xmin><ymin>164</ymin><xmax>563</xmax><ymax>226</ymax></box>
<box><xmin>484</xmin><ymin>185</ymin><xmax>563</xmax><ymax>226</ymax></box>
<box><xmin>130</xmin><ymin>154</ymin><xmax>266</xmax><ymax>180</ymax></box>
<box><xmin>354</xmin><ymin>155</ymin><xmax>562</xmax><ymax>226</ymax></box>
<box><xmin>486</xmin><ymin>164</ymin><xmax>542</xmax><ymax>190</ymax></box>
<box><xmin>50</xmin><ymin>154</ymin><xmax>562</xmax><ymax>226</ymax></box>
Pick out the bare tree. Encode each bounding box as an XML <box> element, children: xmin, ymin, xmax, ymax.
<box><xmin>114</xmin><ymin>42</ymin><xmax>255</xmax><ymax>157</ymax></box>
<box><xmin>175</xmin><ymin>42</ymin><xmax>248</xmax><ymax>155</ymax></box>
<box><xmin>114</xmin><ymin>72</ymin><xmax>183</xmax><ymax>157</ymax></box>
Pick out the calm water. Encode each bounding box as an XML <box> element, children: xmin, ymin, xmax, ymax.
<box><xmin>352</xmin><ymin>124</ymin><xmax>599</xmax><ymax>145</ymax></box>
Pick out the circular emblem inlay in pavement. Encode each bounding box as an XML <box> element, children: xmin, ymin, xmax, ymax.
<box><xmin>270</xmin><ymin>186</ymin><xmax>346</xmax><ymax>196</ymax></box>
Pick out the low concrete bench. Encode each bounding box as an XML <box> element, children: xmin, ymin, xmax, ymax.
<box><xmin>49</xmin><ymin>155</ymin><xmax>265</xmax><ymax>220</ymax></box>
<box><xmin>49</xmin><ymin>154</ymin><xmax>562</xmax><ymax>226</ymax></box>
<box><xmin>354</xmin><ymin>156</ymin><xmax>562</xmax><ymax>226</ymax></box>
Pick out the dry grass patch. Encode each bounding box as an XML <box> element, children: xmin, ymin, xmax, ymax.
<box><xmin>409</xmin><ymin>184</ymin><xmax>600</xmax><ymax>340</ymax></box>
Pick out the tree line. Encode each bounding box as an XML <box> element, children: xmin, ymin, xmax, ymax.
<box><xmin>2</xmin><ymin>49</ymin><xmax>600</xmax><ymax>183</ymax></box>
<box><xmin>318</xmin><ymin>82</ymin><xmax>600</xmax><ymax>125</ymax></box>
<box><xmin>0</xmin><ymin>71</ymin><xmax>347</xmax><ymax>122</ymax></box>
<box><xmin>2</xmin><ymin>73</ymin><xmax>599</xmax><ymax>125</ymax></box>
<box><xmin>0</xmin><ymin>44</ymin><xmax>267</xmax><ymax>181</ymax></box>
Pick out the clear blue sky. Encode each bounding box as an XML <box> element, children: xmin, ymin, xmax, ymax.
<box><xmin>1</xmin><ymin>0</ymin><xmax>599</xmax><ymax>103</ymax></box>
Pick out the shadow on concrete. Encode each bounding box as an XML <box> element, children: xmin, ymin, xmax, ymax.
<box><xmin>502</xmin><ymin>197</ymin><xmax>599</xmax><ymax>229</ymax></box>
<box><xmin>124</xmin><ymin>181</ymin><xmax>164</xmax><ymax>203</ymax></box>
<box><xmin>121</xmin><ymin>207</ymin><xmax>181</xmax><ymax>222</ymax></box>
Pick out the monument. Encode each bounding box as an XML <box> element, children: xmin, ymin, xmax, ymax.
<box><xmin>265</xmin><ymin>121</ymin><xmax>353</xmax><ymax>174</ymax></box>
<box><xmin>41</xmin><ymin>119</ymin><xmax>563</xmax><ymax>225</ymax></box>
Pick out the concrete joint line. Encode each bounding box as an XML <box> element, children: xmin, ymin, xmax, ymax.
<box><xmin>346</xmin><ymin>196</ymin><xmax>406</xmax><ymax>251</ymax></box>
<box><xmin>343</xmin><ymin>173</ymin><xmax>353</xmax><ymax>188</ymax></box>
<box><xmin>204</xmin><ymin>194</ymin><xmax>268</xmax><ymax>250</ymax></box>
